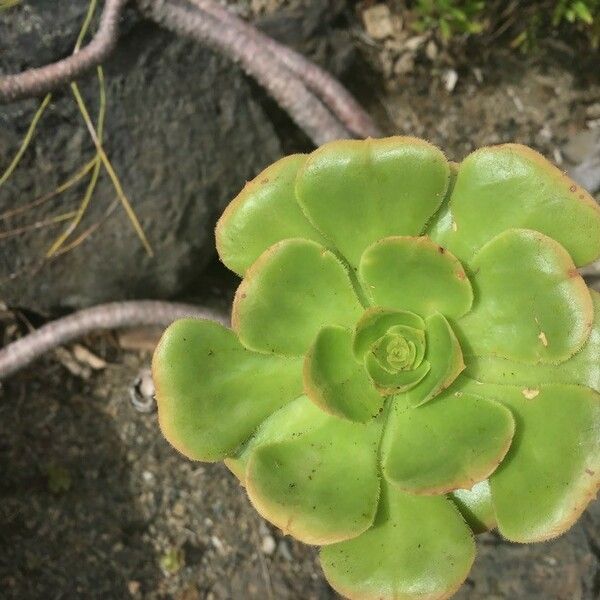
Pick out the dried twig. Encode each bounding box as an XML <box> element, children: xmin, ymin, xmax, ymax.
<box><xmin>0</xmin><ymin>301</ymin><xmax>228</xmax><ymax>379</ymax></box>
<box><xmin>0</xmin><ymin>0</ymin><xmax>127</xmax><ymax>103</ymax></box>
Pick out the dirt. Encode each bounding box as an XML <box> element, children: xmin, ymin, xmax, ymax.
<box><xmin>1</xmin><ymin>2</ymin><xmax>600</xmax><ymax>599</ymax></box>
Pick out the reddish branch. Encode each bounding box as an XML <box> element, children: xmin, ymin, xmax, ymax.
<box><xmin>135</xmin><ymin>0</ymin><xmax>351</xmax><ymax>144</ymax></box>
<box><xmin>0</xmin><ymin>0</ymin><xmax>127</xmax><ymax>103</ymax></box>
<box><xmin>189</xmin><ymin>0</ymin><xmax>380</xmax><ymax>139</ymax></box>
<box><xmin>0</xmin><ymin>0</ymin><xmax>380</xmax><ymax>143</ymax></box>
<box><xmin>0</xmin><ymin>301</ymin><xmax>227</xmax><ymax>379</ymax></box>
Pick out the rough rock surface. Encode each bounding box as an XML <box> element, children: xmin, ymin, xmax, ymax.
<box><xmin>0</xmin><ymin>0</ymin><xmax>355</xmax><ymax>311</ymax></box>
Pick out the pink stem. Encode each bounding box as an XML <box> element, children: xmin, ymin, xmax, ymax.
<box><xmin>0</xmin><ymin>300</ymin><xmax>228</xmax><ymax>379</ymax></box>
<box><xmin>0</xmin><ymin>0</ymin><xmax>128</xmax><ymax>103</ymax></box>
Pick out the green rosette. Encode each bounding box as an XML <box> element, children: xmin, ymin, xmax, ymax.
<box><xmin>154</xmin><ymin>137</ymin><xmax>600</xmax><ymax>600</ymax></box>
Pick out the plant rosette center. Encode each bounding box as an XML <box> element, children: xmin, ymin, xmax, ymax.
<box><xmin>380</xmin><ymin>333</ymin><xmax>414</xmax><ymax>371</ymax></box>
<box><xmin>353</xmin><ymin>307</ymin><xmax>452</xmax><ymax>400</ymax></box>
<box><xmin>152</xmin><ymin>137</ymin><xmax>600</xmax><ymax>600</ymax></box>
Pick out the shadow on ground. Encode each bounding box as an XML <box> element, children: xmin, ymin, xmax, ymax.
<box><xmin>0</xmin><ymin>363</ymin><xmax>158</xmax><ymax>598</ymax></box>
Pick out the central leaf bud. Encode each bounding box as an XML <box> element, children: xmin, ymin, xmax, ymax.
<box><xmin>370</xmin><ymin>324</ymin><xmax>426</xmax><ymax>375</ymax></box>
<box><xmin>351</xmin><ymin>306</ymin><xmax>464</xmax><ymax>402</ymax></box>
<box><xmin>384</xmin><ymin>335</ymin><xmax>412</xmax><ymax>370</ymax></box>
<box><xmin>352</xmin><ymin>308</ymin><xmax>432</xmax><ymax>396</ymax></box>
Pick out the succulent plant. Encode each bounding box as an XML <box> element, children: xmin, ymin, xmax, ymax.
<box><xmin>152</xmin><ymin>137</ymin><xmax>600</xmax><ymax>600</ymax></box>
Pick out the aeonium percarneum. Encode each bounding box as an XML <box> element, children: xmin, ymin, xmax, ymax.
<box><xmin>153</xmin><ymin>137</ymin><xmax>600</xmax><ymax>600</ymax></box>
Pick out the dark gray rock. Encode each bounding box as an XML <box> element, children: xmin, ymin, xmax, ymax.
<box><xmin>0</xmin><ymin>0</ymin><xmax>357</xmax><ymax>311</ymax></box>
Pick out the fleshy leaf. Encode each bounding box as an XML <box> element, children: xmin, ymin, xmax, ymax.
<box><xmin>353</xmin><ymin>308</ymin><xmax>432</xmax><ymax>397</ymax></box>
<box><xmin>215</xmin><ymin>154</ymin><xmax>326</xmax><ymax>276</ymax></box>
<box><xmin>152</xmin><ymin>319</ymin><xmax>303</xmax><ymax>461</ymax></box>
<box><xmin>425</xmin><ymin>161</ymin><xmax>458</xmax><ymax>242</ymax></box>
<box><xmin>458</xmin><ymin>229</ymin><xmax>593</xmax><ymax>364</ymax></box>
<box><xmin>353</xmin><ymin>308</ymin><xmax>425</xmax><ymax>362</ymax></box>
<box><xmin>369</xmin><ymin>326</ymin><xmax>422</xmax><ymax>372</ymax></box>
<box><xmin>304</xmin><ymin>326</ymin><xmax>384</xmax><ymax>422</ymax></box>
<box><xmin>365</xmin><ymin>351</ymin><xmax>430</xmax><ymax>395</ymax></box>
<box><xmin>359</xmin><ymin>236</ymin><xmax>473</xmax><ymax>319</ymax></box>
<box><xmin>382</xmin><ymin>392</ymin><xmax>514</xmax><ymax>495</ymax></box>
<box><xmin>320</xmin><ymin>481</ymin><xmax>475</xmax><ymax>600</ymax></box>
<box><xmin>232</xmin><ymin>239</ymin><xmax>363</xmax><ymax>356</ymax></box>
<box><xmin>224</xmin><ymin>457</ymin><xmax>246</xmax><ymax>484</ymax></box>
<box><xmin>404</xmin><ymin>313</ymin><xmax>465</xmax><ymax>407</ymax></box>
<box><xmin>457</xmin><ymin>378</ymin><xmax>600</xmax><ymax>542</ymax></box>
<box><xmin>245</xmin><ymin>396</ymin><xmax>382</xmax><ymax>545</ymax></box>
<box><xmin>296</xmin><ymin>137</ymin><xmax>451</xmax><ymax>267</ymax></box>
<box><xmin>223</xmin><ymin>399</ymin><xmax>318</xmax><ymax>486</ymax></box>
<box><xmin>235</xmin><ymin>393</ymin><xmax>326</xmax><ymax>469</ymax></box>
<box><xmin>428</xmin><ymin>144</ymin><xmax>600</xmax><ymax>266</ymax></box>
<box><xmin>465</xmin><ymin>290</ymin><xmax>600</xmax><ymax>393</ymax></box>
<box><xmin>450</xmin><ymin>480</ymin><xmax>497</xmax><ymax>534</ymax></box>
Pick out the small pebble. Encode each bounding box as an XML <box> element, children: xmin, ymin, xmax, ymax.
<box><xmin>586</xmin><ymin>103</ymin><xmax>600</xmax><ymax>120</ymax></box>
<box><xmin>362</xmin><ymin>4</ymin><xmax>394</xmax><ymax>40</ymax></box>
<box><xmin>130</xmin><ymin>368</ymin><xmax>156</xmax><ymax>413</ymax></box>
<box><xmin>211</xmin><ymin>535</ymin><xmax>225</xmax><ymax>555</ymax></box>
<box><xmin>425</xmin><ymin>39</ymin><xmax>438</xmax><ymax>61</ymax></box>
<box><xmin>277</xmin><ymin>540</ymin><xmax>293</xmax><ymax>561</ymax></box>
<box><xmin>261</xmin><ymin>535</ymin><xmax>276</xmax><ymax>555</ymax></box>
<box><xmin>442</xmin><ymin>69</ymin><xmax>458</xmax><ymax>93</ymax></box>
<box><xmin>127</xmin><ymin>580</ymin><xmax>141</xmax><ymax>596</ymax></box>
<box><xmin>404</xmin><ymin>35</ymin><xmax>427</xmax><ymax>52</ymax></box>
<box><xmin>394</xmin><ymin>53</ymin><xmax>414</xmax><ymax>76</ymax></box>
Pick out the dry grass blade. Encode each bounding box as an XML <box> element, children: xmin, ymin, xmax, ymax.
<box><xmin>46</xmin><ymin>66</ymin><xmax>107</xmax><ymax>257</ymax></box>
<box><xmin>70</xmin><ymin>82</ymin><xmax>154</xmax><ymax>256</ymax></box>
<box><xmin>75</xmin><ymin>0</ymin><xmax>98</xmax><ymax>52</ymax></box>
<box><xmin>0</xmin><ymin>94</ymin><xmax>52</xmax><ymax>187</ymax></box>
<box><xmin>46</xmin><ymin>154</ymin><xmax>102</xmax><ymax>256</ymax></box>
<box><xmin>0</xmin><ymin>0</ymin><xmax>99</xmax><ymax>204</ymax></box>
<box><xmin>0</xmin><ymin>199</ymin><xmax>118</xmax><ymax>286</ymax></box>
<box><xmin>0</xmin><ymin>211</ymin><xmax>77</xmax><ymax>240</ymax></box>
<box><xmin>0</xmin><ymin>158</ymin><xmax>97</xmax><ymax>221</ymax></box>
<box><xmin>53</xmin><ymin>198</ymin><xmax>118</xmax><ymax>256</ymax></box>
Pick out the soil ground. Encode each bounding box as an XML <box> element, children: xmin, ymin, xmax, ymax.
<box><xmin>1</xmin><ymin>2</ymin><xmax>600</xmax><ymax>599</ymax></box>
